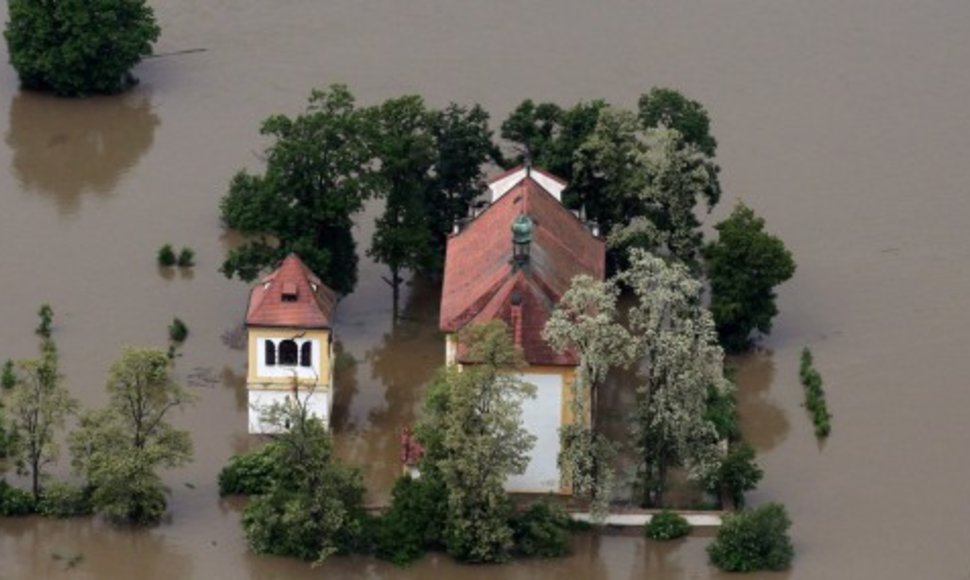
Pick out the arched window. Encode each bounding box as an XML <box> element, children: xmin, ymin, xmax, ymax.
<box><xmin>264</xmin><ymin>340</ymin><xmax>276</xmax><ymax>366</ymax></box>
<box><xmin>279</xmin><ymin>340</ymin><xmax>298</xmax><ymax>366</ymax></box>
<box><xmin>300</xmin><ymin>342</ymin><xmax>312</xmax><ymax>367</ymax></box>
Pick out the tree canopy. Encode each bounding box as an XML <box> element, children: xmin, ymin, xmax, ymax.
<box><xmin>220</xmin><ymin>85</ymin><xmax>375</xmax><ymax>294</ymax></box>
<box><xmin>367</xmin><ymin>96</ymin><xmax>496</xmax><ymax>311</ymax></box>
<box><xmin>543</xmin><ymin>274</ymin><xmax>634</xmax><ymax>519</ymax></box>
<box><xmin>5</xmin><ymin>0</ymin><xmax>159</xmax><ymax>96</ymax></box>
<box><xmin>620</xmin><ymin>249</ymin><xmax>728</xmax><ymax>506</ymax></box>
<box><xmin>638</xmin><ymin>87</ymin><xmax>718</xmax><ymax>157</ymax></box>
<box><xmin>8</xmin><ymin>338</ymin><xmax>76</xmax><ymax>500</ymax></box>
<box><xmin>704</xmin><ymin>202</ymin><xmax>796</xmax><ymax>352</ymax></box>
<box><xmin>241</xmin><ymin>395</ymin><xmax>367</xmax><ymax>562</ymax></box>
<box><xmin>70</xmin><ymin>347</ymin><xmax>193</xmax><ymax>524</ymax></box>
<box><xmin>416</xmin><ymin>321</ymin><xmax>536</xmax><ymax>563</ymax></box>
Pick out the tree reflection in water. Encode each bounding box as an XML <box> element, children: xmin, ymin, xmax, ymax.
<box><xmin>6</xmin><ymin>91</ymin><xmax>159</xmax><ymax>216</ymax></box>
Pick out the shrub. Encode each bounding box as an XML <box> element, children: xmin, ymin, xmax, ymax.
<box><xmin>708</xmin><ymin>503</ymin><xmax>794</xmax><ymax>572</ymax></box>
<box><xmin>645</xmin><ymin>511</ymin><xmax>691</xmax><ymax>540</ymax></box>
<box><xmin>37</xmin><ymin>482</ymin><xmax>93</xmax><ymax>518</ymax></box>
<box><xmin>375</xmin><ymin>475</ymin><xmax>448</xmax><ymax>566</ymax></box>
<box><xmin>0</xmin><ymin>480</ymin><xmax>36</xmax><ymax>516</ymax></box>
<box><xmin>510</xmin><ymin>500</ymin><xmax>572</xmax><ymax>558</ymax></box>
<box><xmin>158</xmin><ymin>245</ymin><xmax>177</xmax><ymax>267</ymax></box>
<box><xmin>799</xmin><ymin>348</ymin><xmax>832</xmax><ymax>437</ymax></box>
<box><xmin>2</xmin><ymin>360</ymin><xmax>16</xmax><ymax>389</ymax></box>
<box><xmin>177</xmin><ymin>248</ymin><xmax>195</xmax><ymax>268</ymax></box>
<box><xmin>242</xmin><ymin>465</ymin><xmax>367</xmax><ymax>562</ymax></box>
<box><xmin>5</xmin><ymin>0</ymin><xmax>160</xmax><ymax>96</ymax></box>
<box><xmin>218</xmin><ymin>444</ymin><xmax>280</xmax><ymax>496</ymax></box>
<box><xmin>169</xmin><ymin>318</ymin><xmax>188</xmax><ymax>343</ymax></box>
<box><xmin>704</xmin><ymin>442</ymin><xmax>763</xmax><ymax>508</ymax></box>
<box><xmin>36</xmin><ymin>304</ymin><xmax>53</xmax><ymax>337</ymax></box>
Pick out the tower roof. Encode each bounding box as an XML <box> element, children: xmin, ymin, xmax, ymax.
<box><xmin>441</xmin><ymin>174</ymin><xmax>605</xmax><ymax>366</ymax></box>
<box><xmin>245</xmin><ymin>254</ymin><xmax>337</xmax><ymax>329</ymax></box>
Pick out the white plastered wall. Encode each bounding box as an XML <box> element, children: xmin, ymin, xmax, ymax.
<box><xmin>248</xmin><ymin>389</ymin><xmax>331</xmax><ymax>434</ymax></box>
<box><xmin>505</xmin><ymin>372</ymin><xmax>563</xmax><ymax>493</ymax></box>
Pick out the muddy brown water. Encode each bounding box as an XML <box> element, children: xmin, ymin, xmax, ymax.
<box><xmin>2</xmin><ymin>0</ymin><xmax>970</xmax><ymax>578</ymax></box>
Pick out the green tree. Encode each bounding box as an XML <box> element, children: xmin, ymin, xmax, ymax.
<box><xmin>367</xmin><ymin>98</ymin><xmax>495</xmax><ymax>314</ymax></box>
<box><xmin>703</xmin><ymin>442</ymin><xmax>763</xmax><ymax>508</ymax></box>
<box><xmin>241</xmin><ymin>396</ymin><xmax>367</xmax><ymax>562</ymax></box>
<box><xmin>219</xmin><ymin>85</ymin><xmax>376</xmax><ymax>294</ymax></box>
<box><xmin>501</xmin><ymin>99</ymin><xmax>606</xmax><ymax>193</ymax></box>
<box><xmin>69</xmin><ymin>347</ymin><xmax>193</xmax><ymax>524</ymax></box>
<box><xmin>708</xmin><ymin>503</ymin><xmax>794</xmax><ymax>572</ymax></box>
<box><xmin>426</xmin><ymin>103</ymin><xmax>498</xmax><ymax>253</ymax></box>
<box><xmin>572</xmin><ymin>107</ymin><xmax>648</xmax><ymax>237</ymax></box>
<box><xmin>638</xmin><ymin>87</ymin><xmax>718</xmax><ymax>157</ymax></box>
<box><xmin>543</xmin><ymin>274</ymin><xmax>635</xmax><ymax>519</ymax></box>
<box><xmin>416</xmin><ymin>321</ymin><xmax>537</xmax><ymax>563</ymax></box>
<box><xmin>621</xmin><ymin>249</ymin><xmax>726</xmax><ymax>506</ymax></box>
<box><xmin>8</xmin><ymin>338</ymin><xmax>77</xmax><ymax>500</ymax></box>
<box><xmin>5</xmin><ymin>0</ymin><xmax>159</xmax><ymax>96</ymax></box>
<box><xmin>367</xmin><ymin>96</ymin><xmax>437</xmax><ymax>313</ymax></box>
<box><xmin>704</xmin><ymin>202</ymin><xmax>796</xmax><ymax>352</ymax></box>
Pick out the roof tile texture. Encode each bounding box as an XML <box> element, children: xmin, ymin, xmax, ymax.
<box><xmin>441</xmin><ymin>175</ymin><xmax>605</xmax><ymax>366</ymax></box>
<box><xmin>245</xmin><ymin>254</ymin><xmax>337</xmax><ymax>328</ymax></box>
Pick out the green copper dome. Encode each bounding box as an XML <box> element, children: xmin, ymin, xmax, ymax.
<box><xmin>511</xmin><ymin>213</ymin><xmax>533</xmax><ymax>245</ymax></box>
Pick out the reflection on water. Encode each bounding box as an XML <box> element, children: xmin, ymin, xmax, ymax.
<box><xmin>6</xmin><ymin>91</ymin><xmax>159</xmax><ymax>215</ymax></box>
<box><xmin>731</xmin><ymin>351</ymin><xmax>790</xmax><ymax>453</ymax></box>
<box><xmin>0</xmin><ymin>517</ymin><xmax>193</xmax><ymax>580</ymax></box>
<box><xmin>331</xmin><ymin>277</ymin><xmax>443</xmax><ymax>503</ymax></box>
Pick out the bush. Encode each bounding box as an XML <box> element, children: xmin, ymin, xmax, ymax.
<box><xmin>158</xmin><ymin>245</ymin><xmax>177</xmax><ymax>267</ymax></box>
<box><xmin>5</xmin><ymin>0</ymin><xmax>160</xmax><ymax>96</ymax></box>
<box><xmin>218</xmin><ymin>444</ymin><xmax>280</xmax><ymax>496</ymax></box>
<box><xmin>169</xmin><ymin>318</ymin><xmax>188</xmax><ymax>343</ymax></box>
<box><xmin>708</xmin><ymin>503</ymin><xmax>794</xmax><ymax>572</ymax></box>
<box><xmin>375</xmin><ymin>474</ymin><xmax>448</xmax><ymax>566</ymax></box>
<box><xmin>645</xmin><ymin>511</ymin><xmax>691</xmax><ymax>540</ymax></box>
<box><xmin>2</xmin><ymin>360</ymin><xmax>16</xmax><ymax>389</ymax></box>
<box><xmin>799</xmin><ymin>348</ymin><xmax>832</xmax><ymax>437</ymax></box>
<box><xmin>510</xmin><ymin>501</ymin><xmax>572</xmax><ymax>558</ymax></box>
<box><xmin>704</xmin><ymin>442</ymin><xmax>763</xmax><ymax>508</ymax></box>
<box><xmin>242</xmin><ymin>465</ymin><xmax>367</xmax><ymax>562</ymax></box>
<box><xmin>177</xmin><ymin>248</ymin><xmax>195</xmax><ymax>268</ymax></box>
<box><xmin>36</xmin><ymin>303</ymin><xmax>53</xmax><ymax>337</ymax></box>
<box><xmin>0</xmin><ymin>480</ymin><xmax>36</xmax><ymax>516</ymax></box>
<box><xmin>37</xmin><ymin>482</ymin><xmax>93</xmax><ymax>518</ymax></box>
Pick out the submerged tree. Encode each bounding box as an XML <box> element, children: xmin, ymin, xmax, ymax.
<box><xmin>621</xmin><ymin>249</ymin><xmax>727</xmax><ymax>506</ymax></box>
<box><xmin>367</xmin><ymin>96</ymin><xmax>438</xmax><ymax>313</ymax></box>
<box><xmin>8</xmin><ymin>338</ymin><xmax>77</xmax><ymax>500</ymax></box>
<box><xmin>220</xmin><ymin>85</ymin><xmax>375</xmax><ymax>294</ymax></box>
<box><xmin>638</xmin><ymin>87</ymin><xmax>718</xmax><ymax>158</ymax></box>
<box><xmin>416</xmin><ymin>321</ymin><xmax>536</xmax><ymax>563</ymax></box>
<box><xmin>70</xmin><ymin>347</ymin><xmax>193</xmax><ymax>524</ymax></box>
<box><xmin>704</xmin><ymin>202</ymin><xmax>796</xmax><ymax>352</ymax></box>
<box><xmin>5</xmin><ymin>0</ymin><xmax>160</xmax><ymax>96</ymax></box>
<box><xmin>500</xmin><ymin>99</ymin><xmax>607</xmax><ymax>184</ymax></box>
<box><xmin>543</xmin><ymin>275</ymin><xmax>635</xmax><ymax>519</ymax></box>
<box><xmin>369</xmin><ymin>97</ymin><xmax>496</xmax><ymax>314</ymax></box>
<box><xmin>241</xmin><ymin>394</ymin><xmax>367</xmax><ymax>562</ymax></box>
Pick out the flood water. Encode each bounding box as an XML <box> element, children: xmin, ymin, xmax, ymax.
<box><xmin>2</xmin><ymin>0</ymin><xmax>970</xmax><ymax>578</ymax></box>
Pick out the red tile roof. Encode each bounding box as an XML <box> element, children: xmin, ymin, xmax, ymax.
<box><xmin>441</xmin><ymin>176</ymin><xmax>605</xmax><ymax>366</ymax></box>
<box><xmin>245</xmin><ymin>254</ymin><xmax>337</xmax><ymax>328</ymax></box>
